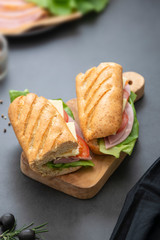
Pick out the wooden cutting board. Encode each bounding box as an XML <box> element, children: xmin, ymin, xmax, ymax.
<box><xmin>21</xmin><ymin>72</ymin><xmax>145</xmax><ymax>199</ymax></box>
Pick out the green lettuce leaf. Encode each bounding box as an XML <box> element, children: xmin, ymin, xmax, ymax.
<box><xmin>99</xmin><ymin>92</ymin><xmax>139</xmax><ymax>158</ymax></box>
<box><xmin>27</xmin><ymin>0</ymin><xmax>109</xmax><ymax>15</ymax></box>
<box><xmin>57</xmin><ymin>98</ymin><xmax>75</xmax><ymax>119</ymax></box>
<box><xmin>9</xmin><ymin>89</ymin><xmax>29</xmax><ymax>103</ymax></box>
<box><xmin>46</xmin><ymin>160</ymin><xmax>94</xmax><ymax>169</ymax></box>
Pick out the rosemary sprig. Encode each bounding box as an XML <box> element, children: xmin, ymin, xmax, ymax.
<box><xmin>0</xmin><ymin>222</ymin><xmax>48</xmax><ymax>240</ymax></box>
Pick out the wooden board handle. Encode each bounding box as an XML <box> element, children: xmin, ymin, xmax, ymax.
<box><xmin>123</xmin><ymin>72</ymin><xmax>145</xmax><ymax>101</ymax></box>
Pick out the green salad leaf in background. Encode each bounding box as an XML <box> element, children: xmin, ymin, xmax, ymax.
<box><xmin>27</xmin><ymin>0</ymin><xmax>109</xmax><ymax>15</ymax></box>
<box><xmin>99</xmin><ymin>92</ymin><xmax>139</xmax><ymax>158</ymax></box>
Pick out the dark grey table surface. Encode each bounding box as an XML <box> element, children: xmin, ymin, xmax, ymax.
<box><xmin>0</xmin><ymin>0</ymin><xmax>160</xmax><ymax>239</ymax></box>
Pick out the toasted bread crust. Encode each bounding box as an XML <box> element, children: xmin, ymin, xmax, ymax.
<box><xmin>86</xmin><ymin>139</ymin><xmax>102</xmax><ymax>155</ymax></box>
<box><xmin>8</xmin><ymin>93</ymin><xmax>78</xmax><ymax>174</ymax></box>
<box><xmin>76</xmin><ymin>62</ymin><xmax>123</xmax><ymax>141</ymax></box>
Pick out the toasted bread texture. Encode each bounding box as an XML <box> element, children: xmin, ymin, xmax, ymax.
<box><xmin>86</xmin><ymin>139</ymin><xmax>102</xmax><ymax>155</ymax></box>
<box><xmin>8</xmin><ymin>93</ymin><xmax>79</xmax><ymax>176</ymax></box>
<box><xmin>76</xmin><ymin>62</ymin><xmax>123</xmax><ymax>141</ymax></box>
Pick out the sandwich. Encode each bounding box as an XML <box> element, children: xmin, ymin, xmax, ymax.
<box><xmin>8</xmin><ymin>90</ymin><xmax>93</xmax><ymax>177</ymax></box>
<box><xmin>76</xmin><ymin>62</ymin><xmax>139</xmax><ymax>158</ymax></box>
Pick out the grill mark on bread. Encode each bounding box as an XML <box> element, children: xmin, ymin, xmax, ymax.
<box><xmin>86</xmin><ymin>88</ymin><xmax>112</xmax><ymax>129</ymax></box>
<box><xmin>84</xmin><ymin>66</ymin><xmax>110</xmax><ymax>100</ymax></box>
<box><xmin>51</xmin><ymin>132</ymin><xmax>63</xmax><ymax>149</ymax></box>
<box><xmin>37</xmin><ymin>115</ymin><xmax>57</xmax><ymax>157</ymax></box>
<box><xmin>23</xmin><ymin>95</ymin><xmax>37</xmax><ymax>136</ymax></box>
<box><xmin>17</xmin><ymin>96</ymin><xmax>24</xmax><ymax>120</ymax></box>
<box><xmin>84</xmin><ymin>74</ymin><xmax>113</xmax><ymax>112</ymax></box>
<box><xmin>81</xmin><ymin>67</ymin><xmax>96</xmax><ymax>85</ymax></box>
<box><xmin>28</xmin><ymin>102</ymin><xmax>48</xmax><ymax>150</ymax></box>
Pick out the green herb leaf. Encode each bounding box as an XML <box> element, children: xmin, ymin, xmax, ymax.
<box><xmin>57</xmin><ymin>98</ymin><xmax>75</xmax><ymax>119</ymax></box>
<box><xmin>98</xmin><ymin>92</ymin><xmax>139</xmax><ymax>158</ymax></box>
<box><xmin>9</xmin><ymin>89</ymin><xmax>29</xmax><ymax>103</ymax></box>
<box><xmin>27</xmin><ymin>0</ymin><xmax>109</xmax><ymax>15</ymax></box>
<box><xmin>47</xmin><ymin>160</ymin><xmax>94</xmax><ymax>169</ymax></box>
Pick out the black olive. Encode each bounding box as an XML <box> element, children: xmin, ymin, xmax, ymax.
<box><xmin>0</xmin><ymin>213</ymin><xmax>15</xmax><ymax>232</ymax></box>
<box><xmin>18</xmin><ymin>229</ymin><xmax>35</xmax><ymax>240</ymax></box>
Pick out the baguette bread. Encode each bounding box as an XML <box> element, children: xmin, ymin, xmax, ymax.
<box><xmin>8</xmin><ymin>93</ymin><xmax>80</xmax><ymax>176</ymax></box>
<box><xmin>76</xmin><ymin>62</ymin><xmax>123</xmax><ymax>142</ymax></box>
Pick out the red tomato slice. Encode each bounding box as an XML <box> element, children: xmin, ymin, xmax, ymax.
<box><xmin>76</xmin><ymin>135</ymin><xmax>90</xmax><ymax>158</ymax></box>
<box><xmin>123</xmin><ymin>89</ymin><xmax>130</xmax><ymax>101</ymax></box>
<box><xmin>117</xmin><ymin>111</ymin><xmax>129</xmax><ymax>133</ymax></box>
<box><xmin>64</xmin><ymin>110</ymin><xmax>69</xmax><ymax>122</ymax></box>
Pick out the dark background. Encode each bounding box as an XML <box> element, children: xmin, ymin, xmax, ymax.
<box><xmin>0</xmin><ymin>0</ymin><xmax>160</xmax><ymax>239</ymax></box>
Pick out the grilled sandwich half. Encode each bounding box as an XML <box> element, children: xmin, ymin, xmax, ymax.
<box><xmin>76</xmin><ymin>62</ymin><xmax>123</xmax><ymax>155</ymax></box>
<box><xmin>8</xmin><ymin>93</ymin><xmax>81</xmax><ymax>176</ymax></box>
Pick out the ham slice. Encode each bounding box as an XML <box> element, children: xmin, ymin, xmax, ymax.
<box><xmin>124</xmin><ymin>83</ymin><xmax>130</xmax><ymax>97</ymax></box>
<box><xmin>54</xmin><ymin>157</ymin><xmax>79</xmax><ymax>164</ymax></box>
<box><xmin>54</xmin><ymin>155</ymin><xmax>92</xmax><ymax>164</ymax></box>
<box><xmin>0</xmin><ymin>10</ymin><xmax>47</xmax><ymax>29</ymax></box>
<box><xmin>123</xmin><ymin>84</ymin><xmax>130</xmax><ymax>104</ymax></box>
<box><xmin>0</xmin><ymin>0</ymin><xmax>48</xmax><ymax>33</ymax></box>
<box><xmin>0</xmin><ymin>0</ymin><xmax>35</xmax><ymax>11</ymax></box>
<box><xmin>105</xmin><ymin>102</ymin><xmax>134</xmax><ymax>149</ymax></box>
<box><xmin>0</xmin><ymin>7</ymin><xmax>45</xmax><ymax>19</ymax></box>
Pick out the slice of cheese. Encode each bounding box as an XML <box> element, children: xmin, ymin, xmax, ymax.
<box><xmin>49</xmin><ymin>99</ymin><xmax>79</xmax><ymax>157</ymax></box>
<box><xmin>49</xmin><ymin>99</ymin><xmax>64</xmax><ymax>118</ymax></box>
<box><xmin>66</xmin><ymin>122</ymin><xmax>77</xmax><ymax>140</ymax></box>
<box><xmin>57</xmin><ymin>147</ymin><xmax>79</xmax><ymax>158</ymax></box>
